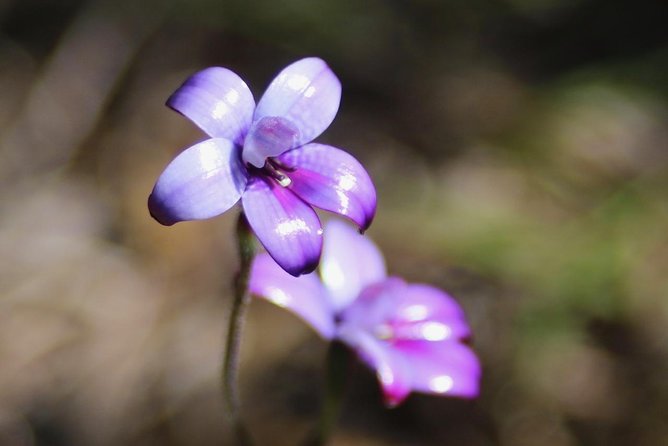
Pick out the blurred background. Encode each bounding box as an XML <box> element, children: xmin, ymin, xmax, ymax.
<box><xmin>1</xmin><ymin>0</ymin><xmax>668</xmax><ymax>444</ymax></box>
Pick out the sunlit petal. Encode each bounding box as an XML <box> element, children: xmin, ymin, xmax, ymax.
<box><xmin>249</xmin><ymin>253</ymin><xmax>336</xmax><ymax>339</ymax></box>
<box><xmin>167</xmin><ymin>67</ymin><xmax>255</xmax><ymax>145</ymax></box>
<box><xmin>394</xmin><ymin>340</ymin><xmax>481</xmax><ymax>399</ymax></box>
<box><xmin>397</xmin><ymin>284</ymin><xmax>471</xmax><ymax>340</ymax></box>
<box><xmin>339</xmin><ymin>278</ymin><xmax>403</xmax><ymax>331</ymax></box>
<box><xmin>278</xmin><ymin>143</ymin><xmax>376</xmax><ymax>231</ymax></box>
<box><xmin>255</xmin><ymin>57</ymin><xmax>341</xmax><ymax>147</ymax></box>
<box><xmin>149</xmin><ymin>138</ymin><xmax>247</xmax><ymax>225</ymax></box>
<box><xmin>318</xmin><ymin>220</ymin><xmax>387</xmax><ymax>312</ymax></box>
<box><xmin>242</xmin><ymin>177</ymin><xmax>323</xmax><ymax>276</ymax></box>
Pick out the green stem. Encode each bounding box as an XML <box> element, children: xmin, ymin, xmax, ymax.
<box><xmin>304</xmin><ymin>341</ymin><xmax>351</xmax><ymax>446</ymax></box>
<box><xmin>222</xmin><ymin>212</ymin><xmax>256</xmax><ymax>446</ymax></box>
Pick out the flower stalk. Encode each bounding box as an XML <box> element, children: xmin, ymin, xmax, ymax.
<box><xmin>315</xmin><ymin>341</ymin><xmax>351</xmax><ymax>446</ymax></box>
<box><xmin>222</xmin><ymin>212</ymin><xmax>256</xmax><ymax>446</ymax></box>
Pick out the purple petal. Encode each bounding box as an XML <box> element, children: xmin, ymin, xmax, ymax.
<box><xmin>337</xmin><ymin>326</ymin><xmax>411</xmax><ymax>407</ymax></box>
<box><xmin>249</xmin><ymin>253</ymin><xmax>336</xmax><ymax>339</ymax></box>
<box><xmin>394</xmin><ymin>284</ymin><xmax>471</xmax><ymax>341</ymax></box>
<box><xmin>242</xmin><ymin>176</ymin><xmax>323</xmax><ymax>277</ymax></box>
<box><xmin>167</xmin><ymin>67</ymin><xmax>255</xmax><ymax>146</ymax></box>
<box><xmin>149</xmin><ymin>138</ymin><xmax>247</xmax><ymax>225</ymax></box>
<box><xmin>319</xmin><ymin>220</ymin><xmax>387</xmax><ymax>312</ymax></box>
<box><xmin>393</xmin><ymin>340</ymin><xmax>481</xmax><ymax>399</ymax></box>
<box><xmin>341</xmin><ymin>278</ymin><xmax>471</xmax><ymax>342</ymax></box>
<box><xmin>254</xmin><ymin>57</ymin><xmax>341</xmax><ymax>147</ymax></box>
<box><xmin>242</xmin><ymin>116</ymin><xmax>299</xmax><ymax>168</ymax></box>
<box><xmin>339</xmin><ymin>277</ymin><xmax>406</xmax><ymax>331</ymax></box>
<box><xmin>278</xmin><ymin>143</ymin><xmax>376</xmax><ymax>230</ymax></box>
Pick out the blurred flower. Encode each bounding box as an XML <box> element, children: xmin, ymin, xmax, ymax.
<box><xmin>250</xmin><ymin>220</ymin><xmax>480</xmax><ymax>406</ymax></box>
<box><xmin>149</xmin><ymin>58</ymin><xmax>376</xmax><ymax>276</ymax></box>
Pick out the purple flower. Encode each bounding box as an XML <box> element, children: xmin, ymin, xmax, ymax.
<box><xmin>149</xmin><ymin>58</ymin><xmax>376</xmax><ymax>276</ymax></box>
<box><xmin>249</xmin><ymin>220</ymin><xmax>481</xmax><ymax>406</ymax></box>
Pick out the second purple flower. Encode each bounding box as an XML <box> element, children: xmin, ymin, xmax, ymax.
<box><xmin>149</xmin><ymin>58</ymin><xmax>377</xmax><ymax>276</ymax></box>
<box><xmin>250</xmin><ymin>220</ymin><xmax>481</xmax><ymax>407</ymax></box>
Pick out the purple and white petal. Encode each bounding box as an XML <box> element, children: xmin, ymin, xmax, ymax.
<box><xmin>167</xmin><ymin>67</ymin><xmax>255</xmax><ymax>145</ymax></box>
<box><xmin>339</xmin><ymin>278</ymin><xmax>403</xmax><ymax>331</ymax></box>
<box><xmin>278</xmin><ymin>143</ymin><xmax>376</xmax><ymax>230</ymax></box>
<box><xmin>242</xmin><ymin>177</ymin><xmax>323</xmax><ymax>277</ymax></box>
<box><xmin>319</xmin><ymin>220</ymin><xmax>387</xmax><ymax>312</ymax></box>
<box><xmin>337</xmin><ymin>326</ymin><xmax>411</xmax><ymax>407</ymax></box>
<box><xmin>390</xmin><ymin>319</ymin><xmax>470</xmax><ymax>343</ymax></box>
<box><xmin>254</xmin><ymin>57</ymin><xmax>341</xmax><ymax>147</ymax></box>
<box><xmin>394</xmin><ymin>340</ymin><xmax>481</xmax><ymax>399</ymax></box>
<box><xmin>392</xmin><ymin>284</ymin><xmax>472</xmax><ymax>341</ymax></box>
<box><xmin>149</xmin><ymin>138</ymin><xmax>247</xmax><ymax>226</ymax></box>
<box><xmin>249</xmin><ymin>253</ymin><xmax>336</xmax><ymax>339</ymax></box>
<box><xmin>242</xmin><ymin>116</ymin><xmax>299</xmax><ymax>168</ymax></box>
<box><xmin>341</xmin><ymin>278</ymin><xmax>469</xmax><ymax>341</ymax></box>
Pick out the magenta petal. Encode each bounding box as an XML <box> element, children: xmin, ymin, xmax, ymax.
<box><xmin>242</xmin><ymin>177</ymin><xmax>323</xmax><ymax>277</ymax></box>
<box><xmin>339</xmin><ymin>277</ymin><xmax>407</xmax><ymax>331</ymax></box>
<box><xmin>394</xmin><ymin>340</ymin><xmax>481</xmax><ymax>399</ymax></box>
<box><xmin>278</xmin><ymin>143</ymin><xmax>376</xmax><ymax>231</ymax></box>
<box><xmin>318</xmin><ymin>220</ymin><xmax>387</xmax><ymax>312</ymax></box>
<box><xmin>167</xmin><ymin>67</ymin><xmax>255</xmax><ymax>146</ymax></box>
<box><xmin>341</xmin><ymin>278</ymin><xmax>470</xmax><ymax>342</ymax></box>
<box><xmin>249</xmin><ymin>253</ymin><xmax>336</xmax><ymax>339</ymax></box>
<box><xmin>394</xmin><ymin>284</ymin><xmax>472</xmax><ymax>341</ymax></box>
<box><xmin>149</xmin><ymin>138</ymin><xmax>247</xmax><ymax>225</ymax></box>
<box><xmin>254</xmin><ymin>58</ymin><xmax>341</xmax><ymax>147</ymax></box>
<box><xmin>337</xmin><ymin>326</ymin><xmax>411</xmax><ymax>407</ymax></box>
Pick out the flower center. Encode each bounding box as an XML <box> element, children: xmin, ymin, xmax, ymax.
<box><xmin>261</xmin><ymin>158</ymin><xmax>292</xmax><ymax>187</ymax></box>
<box><xmin>242</xmin><ymin>116</ymin><xmax>299</xmax><ymax>168</ymax></box>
